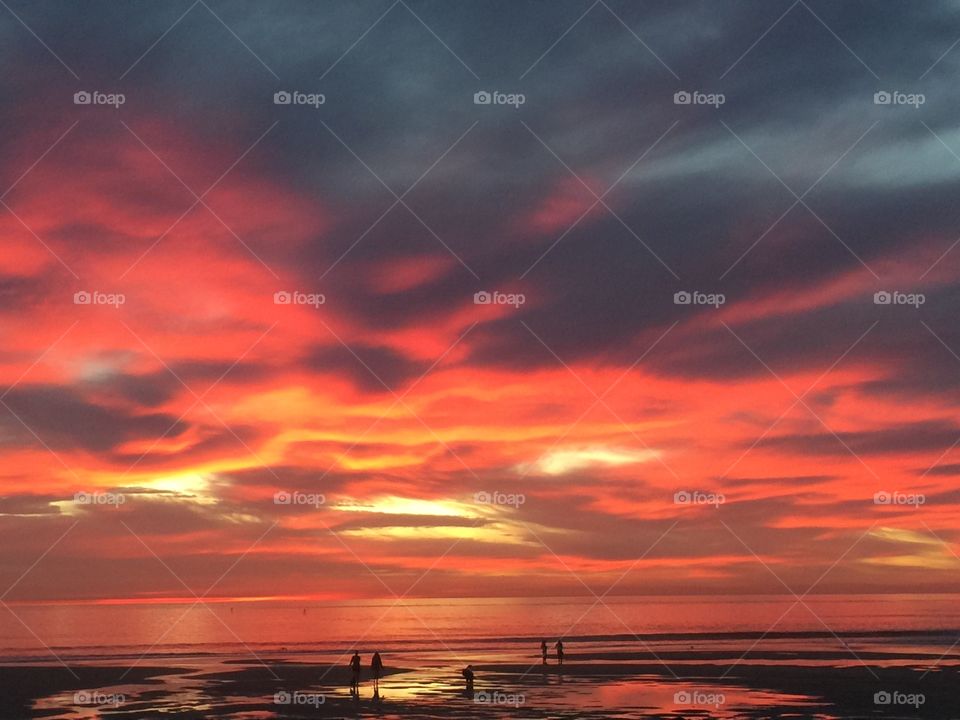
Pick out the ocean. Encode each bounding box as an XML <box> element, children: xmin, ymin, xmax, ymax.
<box><xmin>3</xmin><ymin>593</ymin><xmax>958</xmax><ymax>661</ymax></box>
<box><xmin>3</xmin><ymin>594</ymin><xmax>958</xmax><ymax>718</ymax></box>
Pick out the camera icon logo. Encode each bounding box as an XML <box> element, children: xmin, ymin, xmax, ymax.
<box><xmin>274</xmin><ymin>491</ymin><xmax>292</xmax><ymax>505</ymax></box>
<box><xmin>73</xmin><ymin>291</ymin><xmax>91</xmax><ymax>305</ymax></box>
<box><xmin>873</xmin><ymin>91</ymin><xmax>891</xmax><ymax>105</ymax></box>
<box><xmin>274</xmin><ymin>691</ymin><xmax>292</xmax><ymax>704</ymax></box>
<box><xmin>873</xmin><ymin>290</ymin><xmax>891</xmax><ymax>305</ymax></box>
<box><xmin>274</xmin><ymin>291</ymin><xmax>292</xmax><ymax>305</ymax></box>
<box><xmin>74</xmin><ymin>91</ymin><xmax>91</xmax><ymax>105</ymax></box>
<box><xmin>673</xmin><ymin>291</ymin><xmax>691</xmax><ymax>305</ymax></box>
<box><xmin>474</xmin><ymin>91</ymin><xmax>492</xmax><ymax>105</ymax></box>
<box><xmin>474</xmin><ymin>490</ymin><xmax>491</xmax><ymax>504</ymax></box>
<box><xmin>874</xmin><ymin>691</ymin><xmax>891</xmax><ymax>705</ymax></box>
<box><xmin>674</xmin><ymin>690</ymin><xmax>691</xmax><ymax>704</ymax></box>
<box><xmin>873</xmin><ymin>491</ymin><xmax>891</xmax><ymax>505</ymax></box>
<box><xmin>474</xmin><ymin>291</ymin><xmax>492</xmax><ymax>305</ymax></box>
<box><xmin>274</xmin><ymin>91</ymin><xmax>292</xmax><ymax>105</ymax></box>
<box><xmin>674</xmin><ymin>490</ymin><xmax>691</xmax><ymax>504</ymax></box>
<box><xmin>673</xmin><ymin>91</ymin><xmax>691</xmax><ymax>105</ymax></box>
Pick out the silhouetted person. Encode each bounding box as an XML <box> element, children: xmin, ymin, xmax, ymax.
<box><xmin>555</xmin><ymin>640</ymin><xmax>564</xmax><ymax>666</ymax></box>
<box><xmin>540</xmin><ymin>640</ymin><xmax>548</xmax><ymax>665</ymax></box>
<box><xmin>349</xmin><ymin>651</ymin><xmax>361</xmax><ymax>694</ymax></box>
<box><xmin>461</xmin><ymin>664</ymin><xmax>474</xmax><ymax>692</ymax></box>
<box><xmin>371</xmin><ymin>651</ymin><xmax>384</xmax><ymax>693</ymax></box>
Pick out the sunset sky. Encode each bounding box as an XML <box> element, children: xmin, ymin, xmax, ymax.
<box><xmin>3</xmin><ymin>0</ymin><xmax>960</xmax><ymax>604</ymax></box>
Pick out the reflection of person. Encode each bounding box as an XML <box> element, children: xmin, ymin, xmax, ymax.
<box><xmin>461</xmin><ymin>664</ymin><xmax>475</xmax><ymax>691</ymax></box>
<box><xmin>371</xmin><ymin>651</ymin><xmax>384</xmax><ymax>692</ymax></box>
<box><xmin>540</xmin><ymin>640</ymin><xmax>548</xmax><ymax>665</ymax></box>
<box><xmin>349</xmin><ymin>651</ymin><xmax>361</xmax><ymax>693</ymax></box>
<box><xmin>555</xmin><ymin>640</ymin><xmax>564</xmax><ymax>666</ymax></box>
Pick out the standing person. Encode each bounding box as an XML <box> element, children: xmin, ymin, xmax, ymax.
<box><xmin>555</xmin><ymin>639</ymin><xmax>564</xmax><ymax>666</ymax></box>
<box><xmin>540</xmin><ymin>640</ymin><xmax>548</xmax><ymax>665</ymax></box>
<box><xmin>371</xmin><ymin>651</ymin><xmax>384</xmax><ymax>693</ymax></box>
<box><xmin>461</xmin><ymin>664</ymin><xmax>475</xmax><ymax>692</ymax></box>
<box><xmin>349</xmin><ymin>651</ymin><xmax>361</xmax><ymax>694</ymax></box>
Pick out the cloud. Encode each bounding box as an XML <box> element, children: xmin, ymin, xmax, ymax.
<box><xmin>520</xmin><ymin>446</ymin><xmax>661</xmax><ymax>476</ymax></box>
<box><xmin>3</xmin><ymin>0</ymin><xmax>960</xmax><ymax>601</ymax></box>
<box><xmin>756</xmin><ymin>421</ymin><xmax>960</xmax><ymax>457</ymax></box>
<box><xmin>0</xmin><ymin>385</ymin><xmax>188</xmax><ymax>452</ymax></box>
<box><xmin>303</xmin><ymin>343</ymin><xmax>427</xmax><ymax>394</ymax></box>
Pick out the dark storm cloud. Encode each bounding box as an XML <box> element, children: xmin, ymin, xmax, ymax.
<box><xmin>756</xmin><ymin>419</ymin><xmax>960</xmax><ymax>457</ymax></box>
<box><xmin>918</xmin><ymin>463</ymin><xmax>960</xmax><ymax>477</ymax></box>
<box><xmin>721</xmin><ymin>474</ymin><xmax>835</xmax><ymax>489</ymax></box>
<box><xmin>169</xmin><ymin>359</ymin><xmax>272</xmax><ymax>387</ymax></box>
<box><xmin>4</xmin><ymin>0</ymin><xmax>960</xmax><ymax>455</ymax></box>
<box><xmin>0</xmin><ymin>384</ymin><xmax>187</xmax><ymax>452</ymax></box>
<box><xmin>920</xmin><ymin>487</ymin><xmax>960</xmax><ymax>505</ymax></box>
<box><xmin>636</xmin><ymin>279</ymin><xmax>960</xmax><ymax>397</ymax></box>
<box><xmin>0</xmin><ymin>274</ymin><xmax>49</xmax><ymax>312</ymax></box>
<box><xmin>6</xmin><ymin>0</ymin><xmax>960</xmax><ymax>377</ymax></box>
<box><xmin>304</xmin><ymin>342</ymin><xmax>427</xmax><ymax>392</ymax></box>
<box><xmin>79</xmin><ymin>359</ymin><xmax>270</xmax><ymax>410</ymax></box>
<box><xmin>83</xmin><ymin>370</ymin><xmax>183</xmax><ymax>408</ymax></box>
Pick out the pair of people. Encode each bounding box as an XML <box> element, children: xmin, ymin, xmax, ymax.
<box><xmin>349</xmin><ymin>651</ymin><xmax>384</xmax><ymax>694</ymax></box>
<box><xmin>540</xmin><ymin>639</ymin><xmax>564</xmax><ymax>665</ymax></box>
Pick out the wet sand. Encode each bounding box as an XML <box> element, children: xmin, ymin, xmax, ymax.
<box><xmin>0</xmin><ymin>666</ymin><xmax>186</xmax><ymax>719</ymax></box>
<box><xmin>3</xmin><ymin>642</ymin><xmax>959</xmax><ymax>718</ymax></box>
<box><xmin>478</xmin><ymin>662</ymin><xmax>957</xmax><ymax>718</ymax></box>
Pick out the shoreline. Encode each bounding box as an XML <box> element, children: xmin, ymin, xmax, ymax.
<box><xmin>2</xmin><ymin>627</ymin><xmax>958</xmax><ymax>665</ymax></box>
<box><xmin>5</xmin><ymin>643</ymin><xmax>959</xmax><ymax>719</ymax></box>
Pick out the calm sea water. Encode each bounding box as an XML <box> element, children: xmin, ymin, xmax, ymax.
<box><xmin>3</xmin><ymin>594</ymin><xmax>959</xmax><ymax>661</ymax></box>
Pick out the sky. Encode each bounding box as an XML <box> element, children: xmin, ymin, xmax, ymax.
<box><xmin>2</xmin><ymin>0</ymin><xmax>960</xmax><ymax>604</ymax></box>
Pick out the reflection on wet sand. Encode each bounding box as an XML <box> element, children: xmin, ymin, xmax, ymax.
<box><xmin>7</xmin><ymin>633</ymin><xmax>960</xmax><ymax>718</ymax></box>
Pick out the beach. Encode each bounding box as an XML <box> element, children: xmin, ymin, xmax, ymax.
<box><xmin>4</xmin><ymin>629</ymin><xmax>958</xmax><ymax>718</ymax></box>
<box><xmin>4</xmin><ymin>595</ymin><xmax>960</xmax><ymax>717</ymax></box>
